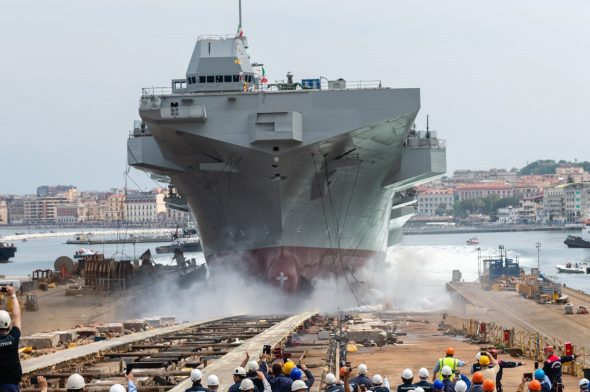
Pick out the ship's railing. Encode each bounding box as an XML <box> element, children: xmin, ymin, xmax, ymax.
<box><xmin>405</xmin><ymin>134</ymin><xmax>447</xmax><ymax>149</ymax></box>
<box><xmin>197</xmin><ymin>34</ymin><xmax>236</xmax><ymax>40</ymax></box>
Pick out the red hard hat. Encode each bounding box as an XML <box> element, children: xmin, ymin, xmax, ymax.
<box><xmin>446</xmin><ymin>347</ymin><xmax>454</xmax><ymax>355</ymax></box>
<box><xmin>483</xmin><ymin>380</ymin><xmax>495</xmax><ymax>392</ymax></box>
<box><xmin>472</xmin><ymin>372</ymin><xmax>484</xmax><ymax>384</ymax></box>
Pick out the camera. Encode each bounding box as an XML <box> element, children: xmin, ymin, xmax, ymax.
<box><xmin>523</xmin><ymin>373</ymin><xmax>533</xmax><ymax>382</ymax></box>
<box><xmin>0</xmin><ymin>286</ymin><xmax>8</xmax><ymax>293</ymax></box>
<box><xmin>263</xmin><ymin>345</ymin><xmax>271</xmax><ymax>355</ymax></box>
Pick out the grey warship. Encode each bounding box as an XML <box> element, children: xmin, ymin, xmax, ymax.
<box><xmin>128</xmin><ymin>14</ymin><xmax>446</xmax><ymax>291</ymax></box>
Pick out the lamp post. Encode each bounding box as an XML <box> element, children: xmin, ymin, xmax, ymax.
<box><xmin>535</xmin><ymin>241</ymin><xmax>542</xmax><ymax>272</ymax></box>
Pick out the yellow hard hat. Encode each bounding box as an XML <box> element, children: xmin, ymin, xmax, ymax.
<box><xmin>479</xmin><ymin>355</ymin><xmax>490</xmax><ymax>366</ymax></box>
<box><xmin>283</xmin><ymin>361</ymin><xmax>296</xmax><ymax>376</ymax></box>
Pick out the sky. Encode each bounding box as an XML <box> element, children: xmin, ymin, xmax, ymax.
<box><xmin>1</xmin><ymin>0</ymin><xmax>589</xmax><ymax>194</ymax></box>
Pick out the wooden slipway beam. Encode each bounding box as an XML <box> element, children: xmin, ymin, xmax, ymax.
<box><xmin>168</xmin><ymin>312</ymin><xmax>317</xmax><ymax>392</ymax></box>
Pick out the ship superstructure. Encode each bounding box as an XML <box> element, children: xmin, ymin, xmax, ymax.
<box><xmin>128</xmin><ymin>25</ymin><xmax>446</xmax><ymax>291</ymax></box>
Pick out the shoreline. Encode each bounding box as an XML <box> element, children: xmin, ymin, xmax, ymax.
<box><xmin>403</xmin><ymin>225</ymin><xmax>581</xmax><ymax>235</ymax></box>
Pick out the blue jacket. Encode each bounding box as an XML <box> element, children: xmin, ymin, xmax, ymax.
<box><xmin>268</xmin><ymin>375</ymin><xmax>292</xmax><ymax>392</ymax></box>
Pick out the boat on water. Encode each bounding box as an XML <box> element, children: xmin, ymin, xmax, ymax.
<box><xmin>466</xmin><ymin>237</ymin><xmax>480</xmax><ymax>245</ymax></box>
<box><xmin>0</xmin><ymin>242</ymin><xmax>17</xmax><ymax>262</ymax></box>
<box><xmin>66</xmin><ymin>233</ymin><xmax>172</xmax><ymax>245</ymax></box>
<box><xmin>556</xmin><ymin>262</ymin><xmax>589</xmax><ymax>274</ymax></box>
<box><xmin>74</xmin><ymin>248</ymin><xmax>98</xmax><ymax>259</ymax></box>
<box><xmin>564</xmin><ymin>220</ymin><xmax>590</xmax><ymax>248</ymax></box>
<box><xmin>127</xmin><ymin>5</ymin><xmax>446</xmax><ymax>291</ymax></box>
<box><xmin>156</xmin><ymin>237</ymin><xmax>202</xmax><ymax>254</ymax></box>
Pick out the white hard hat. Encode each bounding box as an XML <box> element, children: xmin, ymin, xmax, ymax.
<box><xmin>325</xmin><ymin>373</ymin><xmax>337</xmax><ymax>385</ymax></box>
<box><xmin>419</xmin><ymin>368</ymin><xmax>429</xmax><ymax>378</ymax></box>
<box><xmin>358</xmin><ymin>364</ymin><xmax>368</xmax><ymax>375</ymax></box>
<box><xmin>415</xmin><ymin>388</ymin><xmax>425</xmax><ymax>392</ymax></box>
<box><xmin>240</xmin><ymin>379</ymin><xmax>255</xmax><ymax>391</ymax></box>
<box><xmin>233</xmin><ymin>367</ymin><xmax>247</xmax><ymax>376</ymax></box>
<box><xmin>402</xmin><ymin>369</ymin><xmax>413</xmax><ymax>380</ymax></box>
<box><xmin>372</xmin><ymin>375</ymin><xmax>384</xmax><ymax>385</ymax></box>
<box><xmin>110</xmin><ymin>384</ymin><xmax>126</xmax><ymax>392</ymax></box>
<box><xmin>207</xmin><ymin>375</ymin><xmax>220</xmax><ymax>386</ymax></box>
<box><xmin>441</xmin><ymin>366</ymin><xmax>453</xmax><ymax>376</ymax></box>
<box><xmin>291</xmin><ymin>380</ymin><xmax>307</xmax><ymax>392</ymax></box>
<box><xmin>0</xmin><ymin>310</ymin><xmax>11</xmax><ymax>329</ymax></box>
<box><xmin>65</xmin><ymin>374</ymin><xmax>86</xmax><ymax>390</ymax></box>
<box><xmin>579</xmin><ymin>379</ymin><xmax>589</xmax><ymax>387</ymax></box>
<box><xmin>455</xmin><ymin>380</ymin><xmax>467</xmax><ymax>392</ymax></box>
<box><xmin>246</xmin><ymin>360</ymin><xmax>259</xmax><ymax>373</ymax></box>
<box><xmin>475</xmin><ymin>352</ymin><xmax>482</xmax><ymax>361</ymax></box>
<box><xmin>190</xmin><ymin>369</ymin><xmax>203</xmax><ymax>382</ymax></box>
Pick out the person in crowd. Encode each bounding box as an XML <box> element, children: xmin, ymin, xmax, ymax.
<box><xmin>542</xmin><ymin>345</ymin><xmax>576</xmax><ymax>391</ymax></box>
<box><xmin>110</xmin><ymin>372</ymin><xmax>138</xmax><ymax>392</ymax></box>
<box><xmin>352</xmin><ymin>364</ymin><xmax>373</xmax><ymax>392</ymax></box>
<box><xmin>398</xmin><ymin>369</ymin><xmax>416</xmax><ymax>392</ymax></box>
<box><xmin>186</xmin><ymin>369</ymin><xmax>209</xmax><ymax>392</ymax></box>
<box><xmin>482</xmin><ymin>380</ymin><xmax>494</xmax><ymax>392</ymax></box>
<box><xmin>230</xmin><ymin>367</ymin><xmax>258</xmax><ymax>392</ymax></box>
<box><xmin>516</xmin><ymin>378</ymin><xmax>541</xmax><ymax>392</ymax></box>
<box><xmin>371</xmin><ymin>375</ymin><xmax>390</xmax><ymax>392</ymax></box>
<box><xmin>534</xmin><ymin>369</ymin><xmax>552</xmax><ymax>392</ymax></box>
<box><xmin>269</xmin><ymin>363</ymin><xmax>293</xmax><ymax>392</ymax></box>
<box><xmin>247</xmin><ymin>361</ymin><xmax>265</xmax><ymax>392</ymax></box>
<box><xmin>240</xmin><ymin>373</ymin><xmax>272</xmax><ymax>392</ymax></box>
<box><xmin>415</xmin><ymin>368</ymin><xmax>433</xmax><ymax>392</ymax></box>
<box><xmin>434</xmin><ymin>348</ymin><xmax>466</xmax><ymax>381</ymax></box>
<box><xmin>578</xmin><ymin>379</ymin><xmax>589</xmax><ymax>392</ymax></box>
<box><xmin>0</xmin><ymin>286</ymin><xmax>22</xmax><ymax>392</ymax></box>
<box><xmin>65</xmin><ymin>373</ymin><xmax>86</xmax><ymax>392</ymax></box>
<box><xmin>455</xmin><ymin>381</ymin><xmax>468</xmax><ymax>392</ymax></box>
<box><xmin>487</xmin><ymin>349</ymin><xmax>525</xmax><ymax>392</ymax></box>
<box><xmin>325</xmin><ymin>373</ymin><xmax>344</xmax><ymax>392</ymax></box>
<box><xmin>479</xmin><ymin>356</ymin><xmax>500</xmax><ymax>390</ymax></box>
<box><xmin>283</xmin><ymin>362</ymin><xmax>297</xmax><ymax>377</ymax></box>
<box><xmin>469</xmin><ymin>372</ymin><xmax>484</xmax><ymax>392</ymax></box>
<box><xmin>208</xmin><ymin>375</ymin><xmax>220</xmax><ymax>392</ymax></box>
<box><xmin>291</xmin><ymin>380</ymin><xmax>308</xmax><ymax>392</ymax></box>
<box><xmin>290</xmin><ymin>364</ymin><xmax>315</xmax><ymax>389</ymax></box>
<box><xmin>453</xmin><ymin>370</ymin><xmax>470</xmax><ymax>391</ymax></box>
<box><xmin>433</xmin><ymin>380</ymin><xmax>445</xmax><ymax>392</ymax></box>
<box><xmin>440</xmin><ymin>366</ymin><xmax>456</xmax><ymax>392</ymax></box>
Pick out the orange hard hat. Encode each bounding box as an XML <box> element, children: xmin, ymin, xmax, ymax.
<box><xmin>472</xmin><ymin>372</ymin><xmax>484</xmax><ymax>384</ymax></box>
<box><xmin>446</xmin><ymin>347</ymin><xmax>454</xmax><ymax>355</ymax></box>
<box><xmin>483</xmin><ymin>379</ymin><xmax>495</xmax><ymax>392</ymax></box>
<box><xmin>529</xmin><ymin>380</ymin><xmax>542</xmax><ymax>391</ymax></box>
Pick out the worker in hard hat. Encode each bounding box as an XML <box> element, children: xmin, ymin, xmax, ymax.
<box><xmin>487</xmin><ymin>348</ymin><xmax>526</xmax><ymax>392</ymax></box>
<box><xmin>325</xmin><ymin>373</ymin><xmax>344</xmax><ymax>392</ymax></box>
<box><xmin>347</xmin><ymin>364</ymin><xmax>372</xmax><ymax>392</ymax></box>
<box><xmin>440</xmin><ymin>366</ymin><xmax>456</xmax><ymax>392</ymax></box>
<box><xmin>452</xmin><ymin>369</ymin><xmax>470</xmax><ymax>391</ymax></box>
<box><xmin>478</xmin><ymin>356</ymin><xmax>500</xmax><ymax>392</ymax></box>
<box><xmin>433</xmin><ymin>348</ymin><xmax>466</xmax><ymax>381</ymax></box>
<box><xmin>481</xmin><ymin>380</ymin><xmax>494</xmax><ymax>392</ymax></box>
<box><xmin>247</xmin><ymin>361</ymin><xmax>265</xmax><ymax>392</ymax></box>
<box><xmin>290</xmin><ymin>364</ymin><xmax>315</xmax><ymax>389</ymax></box>
<box><xmin>542</xmin><ymin>345</ymin><xmax>577</xmax><ymax>391</ymax></box>
<box><xmin>0</xmin><ymin>285</ymin><xmax>22</xmax><ymax>392</ymax></box>
<box><xmin>516</xmin><ymin>377</ymin><xmax>542</xmax><ymax>392</ymax></box>
<box><xmin>292</xmin><ymin>380</ymin><xmax>308</xmax><ymax>392</ymax></box>
<box><xmin>230</xmin><ymin>367</ymin><xmax>258</xmax><ymax>392</ymax></box>
<box><xmin>398</xmin><ymin>369</ymin><xmax>416</xmax><ymax>392</ymax></box>
<box><xmin>469</xmin><ymin>372</ymin><xmax>484</xmax><ymax>392</ymax></box>
<box><xmin>240</xmin><ymin>374</ymin><xmax>272</xmax><ymax>392</ymax></box>
<box><xmin>578</xmin><ymin>378</ymin><xmax>589</xmax><ymax>392</ymax></box>
<box><xmin>186</xmin><ymin>369</ymin><xmax>209</xmax><ymax>392</ymax></box>
<box><xmin>66</xmin><ymin>373</ymin><xmax>87</xmax><ymax>392</ymax></box>
<box><xmin>455</xmin><ymin>381</ymin><xmax>468</xmax><ymax>392</ymax></box>
<box><xmin>371</xmin><ymin>374</ymin><xmax>390</xmax><ymax>392</ymax></box>
<box><xmin>534</xmin><ymin>369</ymin><xmax>552</xmax><ymax>392</ymax></box>
<box><xmin>208</xmin><ymin>375</ymin><xmax>220</xmax><ymax>392</ymax></box>
<box><xmin>110</xmin><ymin>372</ymin><xmax>138</xmax><ymax>392</ymax></box>
<box><xmin>433</xmin><ymin>380</ymin><xmax>444</xmax><ymax>392</ymax></box>
<box><xmin>415</xmin><ymin>368</ymin><xmax>433</xmax><ymax>392</ymax></box>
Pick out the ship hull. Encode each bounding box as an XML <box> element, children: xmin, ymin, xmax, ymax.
<box><xmin>130</xmin><ymin>88</ymin><xmax>446</xmax><ymax>290</ymax></box>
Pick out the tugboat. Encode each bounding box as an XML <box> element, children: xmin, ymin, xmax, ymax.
<box><xmin>564</xmin><ymin>220</ymin><xmax>590</xmax><ymax>248</ymax></box>
<box><xmin>156</xmin><ymin>237</ymin><xmax>202</xmax><ymax>254</ymax></box>
<box><xmin>0</xmin><ymin>242</ymin><xmax>17</xmax><ymax>262</ymax></box>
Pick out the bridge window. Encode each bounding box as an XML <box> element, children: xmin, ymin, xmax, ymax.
<box><xmin>199</xmin><ymin>76</ymin><xmax>206</xmax><ymax>83</ymax></box>
<box><xmin>233</xmin><ymin>75</ymin><xmax>240</xmax><ymax>82</ymax></box>
<box><xmin>224</xmin><ymin>75</ymin><xmax>232</xmax><ymax>82</ymax></box>
<box><xmin>190</xmin><ymin>76</ymin><xmax>196</xmax><ymax>84</ymax></box>
<box><xmin>206</xmin><ymin>76</ymin><xmax>214</xmax><ymax>83</ymax></box>
<box><xmin>216</xmin><ymin>75</ymin><xmax>223</xmax><ymax>83</ymax></box>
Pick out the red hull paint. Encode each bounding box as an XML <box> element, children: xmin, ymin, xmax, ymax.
<box><xmin>207</xmin><ymin>246</ymin><xmax>383</xmax><ymax>291</ymax></box>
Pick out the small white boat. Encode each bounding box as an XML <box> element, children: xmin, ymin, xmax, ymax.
<box><xmin>466</xmin><ymin>237</ymin><xmax>480</xmax><ymax>245</ymax></box>
<box><xmin>74</xmin><ymin>248</ymin><xmax>98</xmax><ymax>259</ymax></box>
<box><xmin>556</xmin><ymin>262</ymin><xmax>589</xmax><ymax>274</ymax></box>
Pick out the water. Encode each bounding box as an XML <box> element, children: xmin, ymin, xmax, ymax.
<box><xmin>0</xmin><ymin>227</ymin><xmax>205</xmax><ymax>277</ymax></box>
<box><xmin>1</xmin><ymin>227</ymin><xmax>588</xmax><ymax>304</ymax></box>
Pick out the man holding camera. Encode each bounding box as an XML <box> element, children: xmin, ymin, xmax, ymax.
<box><xmin>0</xmin><ymin>286</ymin><xmax>22</xmax><ymax>392</ymax></box>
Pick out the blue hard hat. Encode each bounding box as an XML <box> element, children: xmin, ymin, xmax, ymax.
<box><xmin>434</xmin><ymin>380</ymin><xmax>444</xmax><ymax>390</ymax></box>
<box><xmin>290</xmin><ymin>368</ymin><xmax>303</xmax><ymax>381</ymax></box>
<box><xmin>534</xmin><ymin>369</ymin><xmax>545</xmax><ymax>381</ymax></box>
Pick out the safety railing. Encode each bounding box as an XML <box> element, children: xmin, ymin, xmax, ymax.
<box><xmin>406</xmin><ymin>135</ymin><xmax>447</xmax><ymax>149</ymax></box>
<box><xmin>440</xmin><ymin>313</ymin><xmax>588</xmax><ymax>374</ymax></box>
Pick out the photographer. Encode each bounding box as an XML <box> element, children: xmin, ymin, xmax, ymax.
<box><xmin>0</xmin><ymin>285</ymin><xmax>22</xmax><ymax>392</ymax></box>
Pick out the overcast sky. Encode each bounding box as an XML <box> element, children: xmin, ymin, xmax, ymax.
<box><xmin>2</xmin><ymin>0</ymin><xmax>589</xmax><ymax>194</ymax></box>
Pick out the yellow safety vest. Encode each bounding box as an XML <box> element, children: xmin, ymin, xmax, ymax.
<box><xmin>438</xmin><ymin>357</ymin><xmax>459</xmax><ymax>380</ymax></box>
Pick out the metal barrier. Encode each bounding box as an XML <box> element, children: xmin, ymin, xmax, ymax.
<box><xmin>441</xmin><ymin>313</ymin><xmax>588</xmax><ymax>376</ymax></box>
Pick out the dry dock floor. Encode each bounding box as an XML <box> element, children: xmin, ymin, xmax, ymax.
<box><xmin>347</xmin><ymin>313</ymin><xmax>580</xmax><ymax>392</ymax></box>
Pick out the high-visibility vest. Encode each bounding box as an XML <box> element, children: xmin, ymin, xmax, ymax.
<box><xmin>438</xmin><ymin>357</ymin><xmax>459</xmax><ymax>380</ymax></box>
